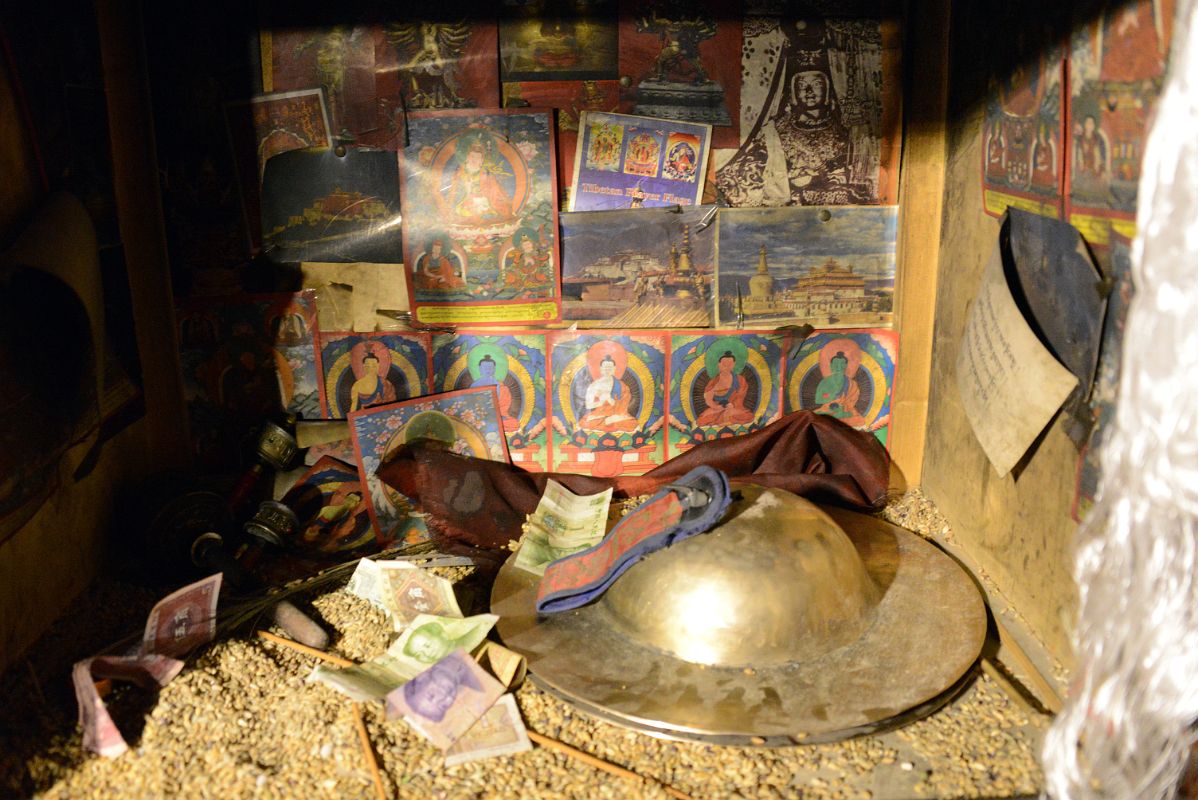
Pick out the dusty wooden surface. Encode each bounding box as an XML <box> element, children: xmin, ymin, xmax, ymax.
<box><xmin>921</xmin><ymin>58</ymin><xmax>1080</xmax><ymax>676</ymax></box>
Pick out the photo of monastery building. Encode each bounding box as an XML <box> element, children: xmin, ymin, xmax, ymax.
<box><xmin>561</xmin><ymin>214</ymin><xmax>716</xmax><ymax>328</ymax></box>
<box><xmin>720</xmin><ymin>242</ymin><xmax>894</xmax><ymax>328</ymax></box>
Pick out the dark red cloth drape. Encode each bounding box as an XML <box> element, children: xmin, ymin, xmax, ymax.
<box><xmin>377</xmin><ymin>411</ymin><xmax>891</xmax><ymax>552</ymax></box>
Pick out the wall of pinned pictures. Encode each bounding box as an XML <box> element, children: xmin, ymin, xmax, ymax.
<box><xmin>156</xmin><ymin>1</ymin><xmax>909</xmax><ymax>552</ymax></box>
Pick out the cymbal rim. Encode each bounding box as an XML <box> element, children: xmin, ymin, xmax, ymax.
<box><xmin>491</xmin><ymin>493</ymin><xmax>988</xmax><ymax>745</ymax></box>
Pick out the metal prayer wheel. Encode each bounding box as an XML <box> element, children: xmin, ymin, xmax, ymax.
<box><xmin>254</xmin><ymin>419</ymin><xmax>299</xmax><ymax>472</ymax></box>
<box><xmin>143</xmin><ymin>489</ymin><xmax>234</xmax><ymax>577</ymax></box>
<box><xmin>243</xmin><ymin>500</ymin><xmax>299</xmax><ymax>548</ymax></box>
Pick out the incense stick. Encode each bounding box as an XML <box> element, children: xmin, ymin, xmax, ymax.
<box><xmin>255</xmin><ymin>629</ymin><xmax>354</xmax><ymax>668</ymax></box>
<box><xmin>353</xmin><ymin>704</ymin><xmax>388</xmax><ymax>800</ymax></box>
<box><xmin>526</xmin><ymin>730</ymin><xmax>694</xmax><ymax>800</ymax></box>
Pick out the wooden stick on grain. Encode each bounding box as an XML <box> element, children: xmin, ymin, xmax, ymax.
<box><xmin>255</xmin><ymin>629</ymin><xmax>354</xmax><ymax>668</ymax></box>
<box><xmin>353</xmin><ymin>704</ymin><xmax>389</xmax><ymax>800</ymax></box>
<box><xmin>526</xmin><ymin>730</ymin><xmax>695</xmax><ymax>800</ymax></box>
<box><xmin>254</xmin><ymin>632</ymin><xmax>387</xmax><ymax>799</ymax></box>
<box><xmin>254</xmin><ymin>630</ymin><xmax>691</xmax><ymax>799</ymax></box>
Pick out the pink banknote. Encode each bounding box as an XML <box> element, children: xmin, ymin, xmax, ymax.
<box><xmin>384</xmin><ymin>648</ymin><xmax>505</xmax><ymax>750</ymax></box>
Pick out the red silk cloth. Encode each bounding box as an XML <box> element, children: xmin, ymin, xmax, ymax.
<box><xmin>376</xmin><ymin>411</ymin><xmax>891</xmax><ymax>552</ymax></box>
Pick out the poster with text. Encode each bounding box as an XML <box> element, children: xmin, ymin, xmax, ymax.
<box><xmin>569</xmin><ymin>111</ymin><xmax>711</xmax><ymax>211</ymax></box>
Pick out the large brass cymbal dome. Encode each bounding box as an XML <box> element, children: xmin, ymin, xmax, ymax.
<box><xmin>491</xmin><ymin>486</ymin><xmax>988</xmax><ymax>746</ymax></box>
<box><xmin>602</xmin><ymin>492</ymin><xmax>881</xmax><ymax>667</ymax></box>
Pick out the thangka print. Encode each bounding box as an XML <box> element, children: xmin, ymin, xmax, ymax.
<box><xmin>718</xmin><ymin>12</ymin><xmax>902</xmax><ymax>206</ymax></box>
<box><xmin>431</xmin><ymin>331</ymin><xmax>549</xmax><ymax>472</ymax></box>
<box><xmin>668</xmin><ymin>332</ymin><xmax>784</xmax><ymax>453</ymax></box>
<box><xmin>617</xmin><ymin>0</ymin><xmax>743</xmax><ymax>148</ymax></box>
<box><xmin>316</xmin><ymin>332</ymin><xmax>432</xmax><ymax>418</ymax></box>
<box><xmin>980</xmin><ymin>24</ymin><xmax>1066</xmax><ymax>220</ymax></box>
<box><xmin>279</xmin><ymin>456</ymin><xmax>378</xmax><ymax>557</ymax></box>
<box><xmin>262</xmin><ymin>20</ymin><xmax>500</xmax><ymax>148</ymax></box>
<box><xmin>399</xmin><ymin>109</ymin><xmax>561</xmax><ymax>325</ymax></box>
<box><xmin>560</xmin><ymin>205</ymin><xmax>715</xmax><ymax>328</ymax></box>
<box><xmin>499</xmin><ymin>0</ymin><xmax>619</xmax><ymax>82</ymax></box>
<box><xmin>349</xmin><ymin>388</ymin><xmax>511</xmax><ymax>543</ymax></box>
<box><xmin>715</xmin><ymin>206</ymin><xmax>897</xmax><ymax>329</ymax></box>
<box><xmin>1066</xmin><ymin>0</ymin><xmax>1174</xmax><ymax>245</ymax></box>
<box><xmin>785</xmin><ymin>328</ymin><xmax>898</xmax><ymax>446</ymax></box>
<box><xmin>176</xmin><ymin>291</ymin><xmax>321</xmax><ymax>470</ymax></box>
<box><xmin>547</xmin><ymin>332</ymin><xmax>667</xmax><ymax>477</ymax></box>
<box><xmin>623</xmin><ymin>131</ymin><xmax>664</xmax><ymax>178</ymax></box>
<box><xmin>569</xmin><ymin>111</ymin><xmax>711</xmax><ymax>211</ymax></box>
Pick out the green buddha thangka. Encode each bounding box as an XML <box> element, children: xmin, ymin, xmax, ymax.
<box><xmin>815</xmin><ymin>352</ymin><xmax>854</xmax><ymax>419</ymax></box>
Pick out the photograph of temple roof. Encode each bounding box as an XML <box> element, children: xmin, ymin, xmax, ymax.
<box><xmin>560</xmin><ymin>205</ymin><xmax>716</xmax><ymax>327</ymax></box>
<box><xmin>715</xmin><ymin>206</ymin><xmax>898</xmax><ymax>329</ymax></box>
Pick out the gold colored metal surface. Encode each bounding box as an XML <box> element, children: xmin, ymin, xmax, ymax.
<box><xmin>492</xmin><ymin>486</ymin><xmax>988</xmax><ymax>745</ymax></box>
<box><xmin>604</xmin><ymin>495</ymin><xmax>880</xmax><ymax>667</ymax></box>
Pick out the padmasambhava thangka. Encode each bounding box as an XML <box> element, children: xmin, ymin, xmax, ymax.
<box><xmin>399</xmin><ymin>110</ymin><xmax>561</xmax><ymax>324</ymax></box>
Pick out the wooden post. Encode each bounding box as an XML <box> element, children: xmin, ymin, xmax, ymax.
<box><xmin>95</xmin><ymin>0</ymin><xmax>191</xmax><ymax>473</ymax></box>
<box><xmin>890</xmin><ymin>0</ymin><xmax>952</xmax><ymax>487</ymax></box>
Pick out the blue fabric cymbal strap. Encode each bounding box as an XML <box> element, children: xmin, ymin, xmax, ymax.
<box><xmin>535</xmin><ymin>466</ymin><xmax>731</xmax><ymax>614</ymax></box>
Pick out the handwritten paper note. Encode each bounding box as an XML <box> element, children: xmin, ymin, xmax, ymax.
<box><xmin>956</xmin><ymin>237</ymin><xmax>1077</xmax><ymax>477</ymax></box>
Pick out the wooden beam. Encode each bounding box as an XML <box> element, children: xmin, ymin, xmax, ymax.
<box><xmin>95</xmin><ymin>0</ymin><xmax>190</xmax><ymax>473</ymax></box>
<box><xmin>891</xmin><ymin>0</ymin><xmax>952</xmax><ymax>486</ymax></box>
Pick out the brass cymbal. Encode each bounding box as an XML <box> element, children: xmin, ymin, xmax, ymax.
<box><xmin>492</xmin><ymin>486</ymin><xmax>987</xmax><ymax>746</ymax></box>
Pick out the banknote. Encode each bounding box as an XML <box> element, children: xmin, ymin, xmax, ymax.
<box><xmin>346</xmin><ymin>560</ymin><xmax>463</xmax><ymax>630</ymax></box>
<box><xmin>514</xmin><ymin>482</ymin><xmax>611</xmax><ymax>575</ymax></box>
<box><xmin>309</xmin><ymin>655</ymin><xmax>411</xmax><ymax>702</ymax></box>
<box><xmin>310</xmin><ymin>612</ymin><xmax>499</xmax><ymax>701</ymax></box>
<box><xmin>473</xmin><ymin>641</ymin><xmax>526</xmax><ymax>689</ymax></box>
<box><xmin>345</xmin><ymin>559</ymin><xmax>386</xmax><ymax>608</ymax></box>
<box><xmin>142</xmin><ymin>573</ymin><xmax>222</xmax><ymax>657</ymax></box>
<box><xmin>388</xmin><ymin>613</ymin><xmax>498</xmax><ymax>677</ymax></box>
<box><xmin>74</xmin><ymin>654</ymin><xmax>185</xmax><ymax>757</ymax></box>
<box><xmin>444</xmin><ymin>694</ymin><xmax>531</xmax><ymax>766</ymax></box>
<box><xmin>514</xmin><ymin>528</ymin><xmax>594</xmax><ymax>576</ymax></box>
<box><xmin>75</xmin><ymin>575</ymin><xmax>221</xmax><ymax>758</ymax></box>
<box><xmin>538</xmin><ymin>481</ymin><xmax>612</xmax><ymax>540</ymax></box>
<box><xmin>384</xmin><ymin>649</ymin><xmax>505</xmax><ymax>750</ymax></box>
